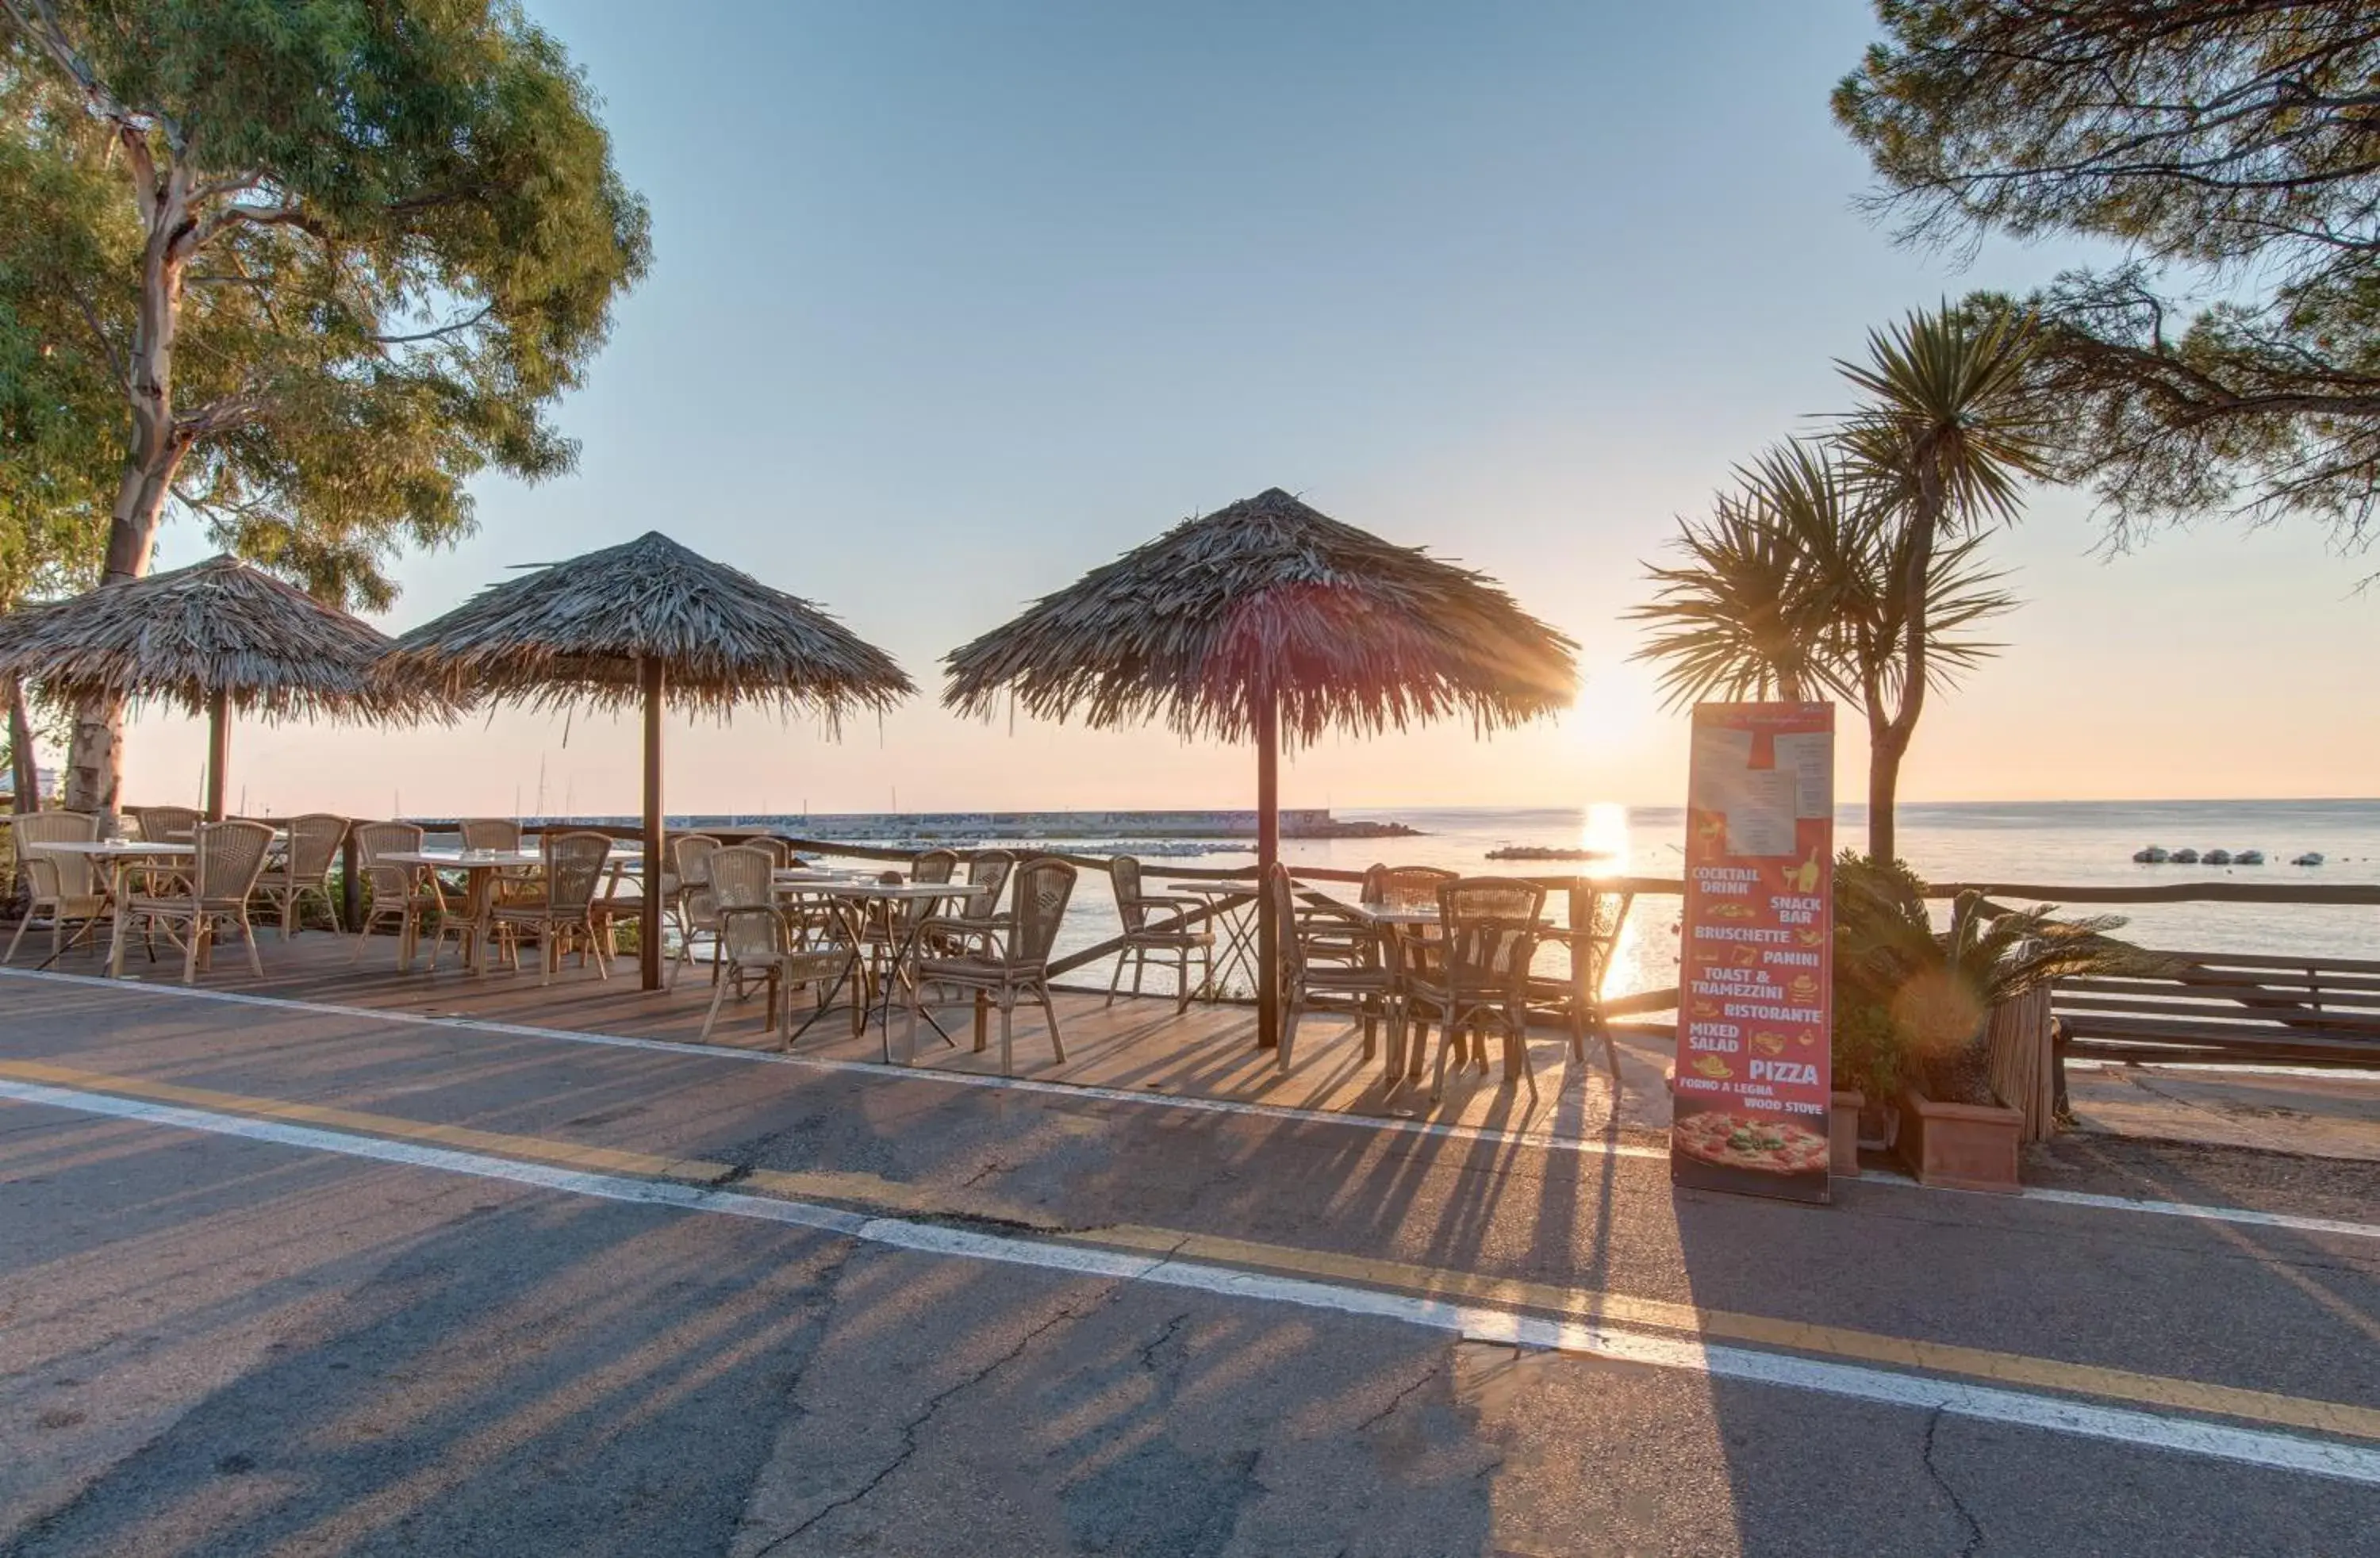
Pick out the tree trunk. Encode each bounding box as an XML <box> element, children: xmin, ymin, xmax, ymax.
<box><xmin>63</xmin><ymin>161</ymin><xmax>191</xmax><ymax>815</ymax></box>
<box><xmin>1868</xmin><ymin>723</ymin><xmax>1906</xmax><ymax>862</ymax></box>
<box><xmin>6</xmin><ymin>676</ymin><xmax>36</xmax><ymax>812</ymax></box>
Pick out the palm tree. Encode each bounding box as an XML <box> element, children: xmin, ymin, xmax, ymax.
<box><xmin>1628</xmin><ymin>441</ymin><xmax>1852</xmax><ymax>705</ymax></box>
<box><xmin>1630</xmin><ymin>436</ymin><xmax>2017</xmax><ymax>819</ymax></box>
<box><xmin>1837</xmin><ymin>303</ymin><xmax>2051</xmax><ymax>858</ymax></box>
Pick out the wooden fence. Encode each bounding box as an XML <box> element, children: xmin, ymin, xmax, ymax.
<box><xmin>385</xmin><ymin>826</ymin><xmax>2376</xmax><ymax>1068</ymax></box>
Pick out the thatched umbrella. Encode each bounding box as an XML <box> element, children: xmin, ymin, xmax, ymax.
<box><xmin>0</xmin><ymin>554</ymin><xmax>436</xmax><ymax>820</ymax></box>
<box><xmin>378</xmin><ymin>530</ymin><xmax>913</xmax><ymax>989</ymax></box>
<box><xmin>944</xmin><ymin>487</ymin><xmax>1577</xmax><ymax>1046</ymax></box>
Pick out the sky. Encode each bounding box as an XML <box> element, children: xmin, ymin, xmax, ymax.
<box><xmin>120</xmin><ymin>0</ymin><xmax>2380</xmax><ymax>819</ymax></box>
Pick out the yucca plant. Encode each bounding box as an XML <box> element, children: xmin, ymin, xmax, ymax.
<box><xmin>1837</xmin><ymin>303</ymin><xmax>2052</xmax><ymax>858</ymax></box>
<box><xmin>1628</xmin><ymin>440</ymin><xmax>1855</xmax><ymax>705</ymax></box>
<box><xmin>1832</xmin><ymin>851</ymin><xmax>2164</xmax><ymax>1107</ymax></box>
<box><xmin>1631</xmin><ymin>436</ymin><xmax>2017</xmax><ymax>795</ymax></box>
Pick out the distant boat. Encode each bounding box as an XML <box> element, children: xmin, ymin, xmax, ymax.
<box><xmin>2202</xmin><ymin>848</ymin><xmax>2233</xmax><ymax>866</ymax></box>
<box><xmin>2294</xmin><ymin>851</ymin><xmax>2326</xmax><ymax>867</ymax></box>
<box><xmin>2171</xmin><ymin>848</ymin><xmax>2201</xmax><ymax>865</ymax></box>
<box><xmin>2132</xmin><ymin>846</ymin><xmax>2170</xmax><ymax>864</ymax></box>
<box><xmin>2235</xmin><ymin>850</ymin><xmax>2265</xmax><ymax>865</ymax></box>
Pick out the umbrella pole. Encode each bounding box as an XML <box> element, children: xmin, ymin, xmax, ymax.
<box><xmin>205</xmin><ymin>689</ymin><xmax>229</xmax><ymax>821</ymax></box>
<box><xmin>1255</xmin><ymin>683</ymin><xmax>1280</xmax><ymax>1049</ymax></box>
<box><xmin>639</xmin><ymin>654</ymin><xmax>665</xmax><ymax>992</ymax></box>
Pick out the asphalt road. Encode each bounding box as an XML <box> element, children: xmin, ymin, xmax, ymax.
<box><xmin>2</xmin><ymin>971</ymin><xmax>2376</xmax><ymax>1556</ymax></box>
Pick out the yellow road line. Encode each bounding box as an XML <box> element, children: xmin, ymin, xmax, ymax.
<box><xmin>7</xmin><ymin>1055</ymin><xmax>2375</xmax><ymax>1445</ymax></box>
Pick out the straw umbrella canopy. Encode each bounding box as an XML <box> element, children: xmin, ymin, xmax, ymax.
<box><xmin>0</xmin><ymin>554</ymin><xmax>438</xmax><ymax>820</ymax></box>
<box><xmin>943</xmin><ymin>487</ymin><xmax>1577</xmax><ymax>1047</ymax></box>
<box><xmin>377</xmin><ymin>530</ymin><xmax>913</xmax><ymax>989</ymax></box>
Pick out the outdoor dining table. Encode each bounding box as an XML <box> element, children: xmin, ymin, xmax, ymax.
<box><xmin>1176</xmin><ymin>880</ymin><xmax>1261</xmax><ymax>999</ymax></box>
<box><xmin>773</xmin><ymin>876</ymin><xmax>982</xmax><ymax>1052</ymax></box>
<box><xmin>27</xmin><ymin>839</ymin><xmax>197</xmax><ymax>977</ymax></box>
<box><xmin>375</xmin><ymin>848</ymin><xmax>547</xmax><ymax>973</ymax></box>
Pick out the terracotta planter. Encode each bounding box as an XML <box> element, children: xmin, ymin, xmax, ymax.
<box><xmin>1829</xmin><ymin>1090</ymin><xmax>1864</xmax><ymax>1178</ymax></box>
<box><xmin>1895</xmin><ymin>1087</ymin><xmax>2023</xmax><ymax>1194</ymax></box>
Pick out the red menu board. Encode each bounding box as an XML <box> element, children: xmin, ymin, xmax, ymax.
<box><xmin>1672</xmin><ymin>702</ymin><xmax>1835</xmax><ymax>1203</ymax></box>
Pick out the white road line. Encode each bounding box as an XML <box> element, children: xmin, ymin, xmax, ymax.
<box><xmin>5</xmin><ymin>1073</ymin><xmax>2376</xmax><ymax>1488</ymax></box>
<box><xmin>7</xmin><ymin>966</ymin><xmax>2378</xmax><ymax>1244</ymax></box>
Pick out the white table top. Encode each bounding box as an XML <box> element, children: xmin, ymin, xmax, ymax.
<box><xmin>1343</xmin><ymin>901</ymin><xmax>1439</xmax><ymax>925</ymax></box>
<box><xmin>31</xmin><ymin>840</ymin><xmax>196</xmax><ymax>857</ymax></box>
<box><xmin>379</xmin><ymin>849</ymin><xmax>548</xmax><ymax>869</ymax></box>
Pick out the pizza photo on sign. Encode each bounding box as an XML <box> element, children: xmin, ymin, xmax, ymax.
<box><xmin>1672</xmin><ymin>1100</ymin><xmax>1830</xmax><ymax>1180</ymax></box>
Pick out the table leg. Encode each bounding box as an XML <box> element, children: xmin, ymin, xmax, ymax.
<box><xmin>106</xmin><ymin>860</ymin><xmax>131</xmax><ymax>978</ymax></box>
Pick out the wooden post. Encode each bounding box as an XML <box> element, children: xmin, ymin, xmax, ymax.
<box><xmin>203</xmin><ymin>689</ymin><xmax>230</xmax><ymax>821</ymax></box>
<box><xmin>1255</xmin><ymin>682</ymin><xmax>1280</xmax><ymax>1049</ymax></box>
<box><xmin>639</xmin><ymin>654</ymin><xmax>666</xmax><ymax>991</ymax></box>
<box><xmin>339</xmin><ymin>830</ymin><xmax>361</xmax><ymax>931</ymax></box>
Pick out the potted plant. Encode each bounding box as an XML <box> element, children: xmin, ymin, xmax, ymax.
<box><xmin>1832</xmin><ymin>852</ymin><xmax>2155</xmax><ymax>1192</ymax></box>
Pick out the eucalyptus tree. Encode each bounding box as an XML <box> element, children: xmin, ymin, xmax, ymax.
<box><xmin>0</xmin><ymin>56</ymin><xmax>114</xmax><ymax>806</ymax></box>
<box><xmin>1632</xmin><ymin>432</ymin><xmax>2017</xmax><ymax>859</ymax></box>
<box><xmin>0</xmin><ymin>0</ymin><xmax>651</xmax><ymax>810</ymax></box>
<box><xmin>1837</xmin><ymin>1</ymin><xmax>2380</xmax><ymax>553</ymax></box>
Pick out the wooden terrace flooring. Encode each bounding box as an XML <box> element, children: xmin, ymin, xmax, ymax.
<box><xmin>24</xmin><ymin>927</ymin><xmax>1682</xmax><ymax>1141</ymax></box>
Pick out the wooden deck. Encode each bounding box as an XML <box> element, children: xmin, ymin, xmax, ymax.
<box><xmin>20</xmin><ymin>927</ymin><xmax>1682</xmax><ymax>1139</ymax></box>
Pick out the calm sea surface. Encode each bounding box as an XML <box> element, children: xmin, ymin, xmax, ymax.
<box><xmin>753</xmin><ymin>800</ymin><xmax>2380</xmax><ymax>999</ymax></box>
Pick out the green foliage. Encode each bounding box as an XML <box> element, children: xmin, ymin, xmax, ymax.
<box><xmin>1629</xmin><ymin>434</ymin><xmax>2016</xmax><ymax>712</ymax></box>
<box><xmin>1830</xmin><ymin>849</ymin><xmax>2165</xmax><ymax>1103</ymax></box>
<box><xmin>0</xmin><ymin>0</ymin><xmax>652</xmax><ymax>606</ymax></box>
<box><xmin>1837</xmin><ymin>1</ymin><xmax>2380</xmax><ymax>550</ymax></box>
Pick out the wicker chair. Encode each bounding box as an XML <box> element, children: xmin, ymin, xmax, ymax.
<box><xmin>1265</xmin><ymin>864</ymin><xmax>1399</xmax><ymax>1076</ymax></box>
<box><xmin>665</xmin><ymin>834</ymin><xmax>724</xmax><ymax>988</ymax></box>
<box><xmin>922</xmin><ymin>850</ymin><xmax>1015</xmax><ymax>953</ymax></box>
<box><xmin>491</xmin><ymin>831</ymin><xmax>612</xmax><ymax>984</ymax></box>
<box><xmin>700</xmin><ymin>845</ymin><xmax>856</xmax><ymax>1042</ymax></box>
<box><xmin>126</xmin><ymin>820</ymin><xmax>277</xmax><ymax>983</ymax></box>
<box><xmin>123</xmin><ymin>804</ymin><xmax>199</xmax><ymax>895</ymax></box>
<box><xmin>255</xmin><ymin>812</ymin><xmax>348</xmax><ymax>939</ymax></box>
<box><xmin>349</xmin><ymin>821</ymin><xmax>448</xmax><ymax>967</ymax></box>
<box><xmin>126</xmin><ymin>804</ymin><xmax>198</xmax><ymax>843</ymax></box>
<box><xmin>459</xmin><ymin>816</ymin><xmax>536</xmax><ymax>910</ymax></box>
<box><xmin>1106</xmin><ymin>854</ymin><xmax>1215</xmax><ymax>1013</ymax></box>
<box><xmin>458</xmin><ymin>817</ymin><xmax>521</xmax><ymax>852</ymax></box>
<box><xmin>1404</xmin><ymin>878</ymin><xmax>1547</xmax><ymax>1101</ymax></box>
<box><xmin>905</xmin><ymin>854</ymin><xmax>1075</xmax><ymax>1076</ymax></box>
<box><xmin>1526</xmin><ymin>881</ymin><xmax>1634</xmax><ymax>1085</ymax></box>
<box><xmin>6</xmin><ymin>812</ymin><xmax>106</xmax><ymax>965</ymax></box>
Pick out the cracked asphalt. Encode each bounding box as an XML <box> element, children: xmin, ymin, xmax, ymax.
<box><xmin>2</xmin><ymin>979</ymin><xmax>2377</xmax><ymax>1555</ymax></box>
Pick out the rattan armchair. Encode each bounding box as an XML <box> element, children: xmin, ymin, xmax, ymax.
<box><xmin>349</xmin><ymin>821</ymin><xmax>451</xmax><ymax>968</ymax></box>
<box><xmin>905</xmin><ymin>854</ymin><xmax>1076</xmax><ymax>1076</ymax></box>
<box><xmin>125</xmin><ymin>804</ymin><xmax>198</xmax><ymax>843</ymax></box>
<box><xmin>123</xmin><ymin>804</ymin><xmax>199</xmax><ymax>895</ymax></box>
<box><xmin>6</xmin><ymin>812</ymin><xmax>106</xmax><ymax>965</ymax></box>
<box><xmin>665</xmin><ymin>834</ymin><xmax>724</xmax><ymax>989</ymax></box>
<box><xmin>126</xmin><ymin>820</ymin><xmax>277</xmax><ymax>983</ymax></box>
<box><xmin>491</xmin><ymin>831</ymin><xmax>612</xmax><ymax>984</ymax></box>
<box><xmin>256</xmin><ymin>812</ymin><xmax>349</xmax><ymax>939</ymax></box>
<box><xmin>1106</xmin><ymin>854</ymin><xmax>1215</xmax><ymax>1013</ymax></box>
<box><xmin>1526</xmin><ymin>881</ymin><xmax>1633</xmax><ymax>1085</ymax></box>
<box><xmin>700</xmin><ymin>845</ymin><xmax>858</xmax><ymax>1043</ymax></box>
<box><xmin>1405</xmin><ymin>877</ymin><xmax>1547</xmax><ymax>1101</ymax></box>
<box><xmin>1266</xmin><ymin>864</ymin><xmax>1399</xmax><ymax>1076</ymax></box>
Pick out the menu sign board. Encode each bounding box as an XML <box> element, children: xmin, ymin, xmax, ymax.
<box><xmin>1673</xmin><ymin>702</ymin><xmax>1835</xmax><ymax>1203</ymax></box>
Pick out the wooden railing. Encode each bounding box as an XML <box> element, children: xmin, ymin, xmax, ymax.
<box><xmin>384</xmin><ymin>827</ymin><xmax>2374</xmax><ymax>1067</ymax></box>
